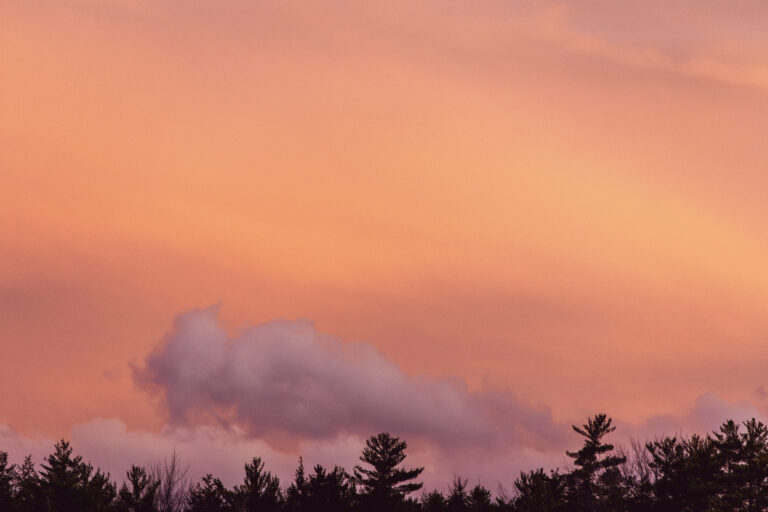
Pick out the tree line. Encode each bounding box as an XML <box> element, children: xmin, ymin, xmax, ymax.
<box><xmin>4</xmin><ymin>414</ymin><xmax>768</xmax><ymax>511</ymax></box>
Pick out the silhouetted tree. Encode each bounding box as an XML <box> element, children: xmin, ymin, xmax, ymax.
<box><xmin>303</xmin><ymin>464</ymin><xmax>353</xmax><ymax>512</ymax></box>
<box><xmin>38</xmin><ymin>440</ymin><xmax>116</xmax><ymax>512</ymax></box>
<box><xmin>285</xmin><ymin>458</ymin><xmax>308</xmax><ymax>512</ymax></box>
<box><xmin>232</xmin><ymin>457</ymin><xmax>282</xmax><ymax>512</ymax></box>
<box><xmin>468</xmin><ymin>484</ymin><xmax>493</xmax><ymax>512</ymax></box>
<box><xmin>87</xmin><ymin>469</ymin><xmax>118</xmax><ymax>512</ymax></box>
<box><xmin>0</xmin><ymin>451</ymin><xmax>15</xmax><ymax>511</ymax></box>
<box><xmin>493</xmin><ymin>485</ymin><xmax>515</xmax><ymax>512</ymax></box>
<box><xmin>616</xmin><ymin>439</ymin><xmax>653</xmax><ymax>512</ymax></box>
<box><xmin>117</xmin><ymin>465</ymin><xmax>160</xmax><ymax>512</ymax></box>
<box><xmin>151</xmin><ymin>451</ymin><xmax>189</xmax><ymax>512</ymax></box>
<box><xmin>513</xmin><ymin>469</ymin><xmax>565</xmax><ymax>512</ymax></box>
<box><xmin>740</xmin><ymin>419</ymin><xmax>768</xmax><ymax>512</ymax></box>
<box><xmin>647</xmin><ymin>434</ymin><xmax>720</xmax><ymax>512</ymax></box>
<box><xmin>353</xmin><ymin>433</ymin><xmax>423</xmax><ymax>512</ymax></box>
<box><xmin>565</xmin><ymin>414</ymin><xmax>625</xmax><ymax>512</ymax></box>
<box><xmin>421</xmin><ymin>490</ymin><xmax>447</xmax><ymax>512</ymax></box>
<box><xmin>13</xmin><ymin>415</ymin><xmax>768</xmax><ymax>512</ymax></box>
<box><xmin>187</xmin><ymin>474</ymin><xmax>228</xmax><ymax>512</ymax></box>
<box><xmin>712</xmin><ymin>420</ymin><xmax>747</xmax><ymax>511</ymax></box>
<box><xmin>12</xmin><ymin>455</ymin><xmax>40</xmax><ymax>512</ymax></box>
<box><xmin>447</xmin><ymin>476</ymin><xmax>469</xmax><ymax>512</ymax></box>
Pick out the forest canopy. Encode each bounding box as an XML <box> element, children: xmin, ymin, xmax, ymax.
<box><xmin>2</xmin><ymin>414</ymin><xmax>768</xmax><ymax>511</ymax></box>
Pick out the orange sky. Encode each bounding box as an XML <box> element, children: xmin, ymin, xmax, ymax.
<box><xmin>3</xmin><ymin>0</ymin><xmax>768</xmax><ymax>467</ymax></box>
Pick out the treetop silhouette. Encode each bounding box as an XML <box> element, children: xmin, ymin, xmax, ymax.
<box><xmin>5</xmin><ymin>415</ymin><xmax>768</xmax><ymax>511</ymax></box>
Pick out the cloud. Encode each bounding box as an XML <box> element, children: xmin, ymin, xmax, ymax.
<box><xmin>629</xmin><ymin>393</ymin><xmax>767</xmax><ymax>440</ymax></box>
<box><xmin>135</xmin><ymin>307</ymin><xmax>564</xmax><ymax>453</ymax></box>
<box><xmin>0</xmin><ymin>425</ymin><xmax>50</xmax><ymax>466</ymax></box>
<box><xmin>525</xmin><ymin>0</ymin><xmax>768</xmax><ymax>92</ymax></box>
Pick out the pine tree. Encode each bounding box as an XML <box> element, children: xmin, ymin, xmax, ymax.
<box><xmin>353</xmin><ymin>432</ymin><xmax>423</xmax><ymax>512</ymax></box>
<box><xmin>233</xmin><ymin>457</ymin><xmax>281</xmax><ymax>512</ymax></box>
<box><xmin>740</xmin><ymin>419</ymin><xmax>768</xmax><ymax>512</ymax></box>
<box><xmin>513</xmin><ymin>468</ymin><xmax>565</xmax><ymax>512</ymax></box>
<box><xmin>565</xmin><ymin>414</ymin><xmax>625</xmax><ymax>512</ymax></box>
<box><xmin>285</xmin><ymin>458</ymin><xmax>308</xmax><ymax>512</ymax></box>
<box><xmin>0</xmin><ymin>451</ymin><xmax>15</xmax><ymax>511</ymax></box>
<box><xmin>467</xmin><ymin>484</ymin><xmax>492</xmax><ymax>512</ymax></box>
<box><xmin>712</xmin><ymin>420</ymin><xmax>747</xmax><ymax>510</ymax></box>
<box><xmin>447</xmin><ymin>475</ymin><xmax>469</xmax><ymax>512</ymax></box>
<box><xmin>38</xmin><ymin>440</ymin><xmax>115</xmax><ymax>512</ymax></box>
<box><xmin>12</xmin><ymin>455</ymin><xmax>40</xmax><ymax>512</ymax></box>
<box><xmin>647</xmin><ymin>434</ymin><xmax>720</xmax><ymax>512</ymax></box>
<box><xmin>304</xmin><ymin>464</ymin><xmax>352</xmax><ymax>512</ymax></box>
<box><xmin>421</xmin><ymin>490</ymin><xmax>447</xmax><ymax>512</ymax></box>
<box><xmin>186</xmin><ymin>474</ymin><xmax>228</xmax><ymax>512</ymax></box>
<box><xmin>116</xmin><ymin>465</ymin><xmax>160</xmax><ymax>512</ymax></box>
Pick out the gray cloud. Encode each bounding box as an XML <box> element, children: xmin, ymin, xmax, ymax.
<box><xmin>135</xmin><ymin>307</ymin><xmax>564</xmax><ymax>452</ymax></box>
<box><xmin>626</xmin><ymin>393</ymin><xmax>767</xmax><ymax>441</ymax></box>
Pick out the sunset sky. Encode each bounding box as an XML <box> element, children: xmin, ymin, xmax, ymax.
<box><xmin>3</xmin><ymin>0</ymin><xmax>768</xmax><ymax>490</ymax></box>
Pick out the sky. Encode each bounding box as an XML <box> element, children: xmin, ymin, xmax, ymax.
<box><xmin>3</xmin><ymin>0</ymin><xmax>768</xmax><ymax>491</ymax></box>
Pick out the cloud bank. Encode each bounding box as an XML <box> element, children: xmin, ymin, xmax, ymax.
<box><xmin>136</xmin><ymin>307</ymin><xmax>563</xmax><ymax>452</ymax></box>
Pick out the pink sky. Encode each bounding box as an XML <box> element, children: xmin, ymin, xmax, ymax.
<box><xmin>3</xmin><ymin>0</ymin><xmax>768</xmax><ymax>489</ymax></box>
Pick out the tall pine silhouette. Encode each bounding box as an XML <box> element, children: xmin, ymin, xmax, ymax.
<box><xmin>353</xmin><ymin>432</ymin><xmax>423</xmax><ymax>512</ymax></box>
<box><xmin>565</xmin><ymin>414</ymin><xmax>625</xmax><ymax>512</ymax></box>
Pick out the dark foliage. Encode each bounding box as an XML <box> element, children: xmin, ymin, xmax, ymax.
<box><xmin>116</xmin><ymin>465</ymin><xmax>161</xmax><ymax>512</ymax></box>
<box><xmin>7</xmin><ymin>416</ymin><xmax>768</xmax><ymax>511</ymax></box>
<box><xmin>37</xmin><ymin>440</ymin><xmax>117</xmax><ymax>512</ymax></box>
<box><xmin>187</xmin><ymin>474</ymin><xmax>228</xmax><ymax>512</ymax></box>
<box><xmin>286</xmin><ymin>457</ymin><xmax>354</xmax><ymax>512</ymax></box>
<box><xmin>0</xmin><ymin>451</ymin><xmax>15</xmax><ymax>510</ymax></box>
<box><xmin>353</xmin><ymin>432</ymin><xmax>424</xmax><ymax>511</ymax></box>
<box><xmin>564</xmin><ymin>414</ymin><xmax>626</xmax><ymax>511</ymax></box>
